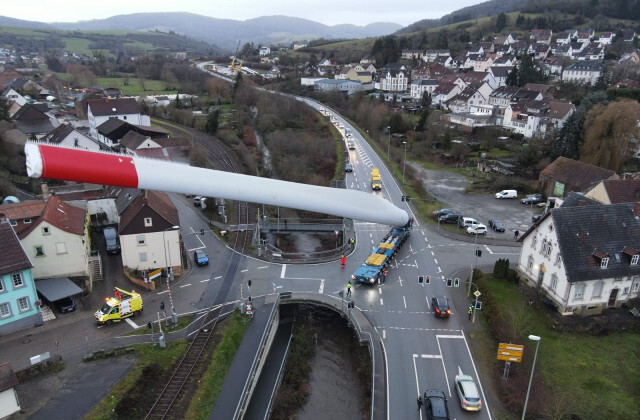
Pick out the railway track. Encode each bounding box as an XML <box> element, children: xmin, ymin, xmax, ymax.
<box><xmin>144</xmin><ymin>119</ymin><xmax>252</xmax><ymax>419</ymax></box>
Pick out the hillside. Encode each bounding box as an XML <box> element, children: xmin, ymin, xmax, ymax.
<box><xmin>0</xmin><ymin>26</ymin><xmax>219</xmax><ymax>56</ymax></box>
<box><xmin>0</xmin><ymin>13</ymin><xmax>402</xmax><ymax>51</ymax></box>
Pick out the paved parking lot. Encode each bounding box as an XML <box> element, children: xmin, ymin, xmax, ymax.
<box><xmin>410</xmin><ymin>163</ymin><xmax>543</xmax><ymax>238</ymax></box>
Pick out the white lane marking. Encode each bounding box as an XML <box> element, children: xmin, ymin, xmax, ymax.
<box><xmin>398</xmin><ymin>277</ymin><xmax>403</xmax><ymax>287</ymax></box>
<box><xmin>435</xmin><ymin>336</ymin><xmax>452</xmax><ymax>397</ymax></box>
<box><xmin>438</xmin><ymin>267</ymin><xmax>442</xmax><ymax>273</ymax></box>
<box><xmin>157</xmin><ymin>290</ymin><xmax>169</xmax><ymax>295</ymax></box>
<box><xmin>438</xmin><ymin>335</ymin><xmax>465</xmax><ymax>339</ymax></box>
<box><xmin>431</xmin><ymin>251</ymin><xmax>435</xmax><ymax>256</ymax></box>
<box><xmin>420</xmin><ymin>354</ymin><xmax>443</xmax><ymax>359</ymax></box>
<box><xmin>201</xmin><ymin>279</ymin><xmax>210</xmax><ymax>283</ymax></box>
<box><xmin>426</xmin><ymin>296</ymin><xmax>430</xmax><ymax>309</ymax></box>
<box><xmin>409</xmin><ymin>245</ymin><xmax>414</xmax><ymax>253</ymax></box>
<box><xmin>378</xmin><ymin>287</ymin><xmax>382</xmax><ymax>295</ymax></box>
<box><xmin>125</xmin><ymin>318</ymin><xmax>139</xmax><ymax>329</ymax></box>
<box><xmin>241</xmin><ymin>269</ymin><xmax>248</xmax><ymax>273</ymax></box>
<box><xmin>215</xmin><ymin>276</ymin><xmax>222</xmax><ymax>280</ymax></box>
<box><xmin>319</xmin><ymin>279</ymin><xmax>325</xmax><ymax>294</ymax></box>
<box><xmin>403</xmin><ymin>296</ymin><xmax>407</xmax><ymax>309</ymax></box>
<box><xmin>415</xmin><ymin>259</ymin><xmax>418</xmax><ymax>269</ymax></box>
<box><xmin>369</xmin><ymin>233</ymin><xmax>373</xmax><ymax>238</ymax></box>
<box><xmin>180</xmin><ymin>283</ymin><xmax>192</xmax><ymax>288</ymax></box>
<box><xmin>257</xmin><ymin>265</ymin><xmax>268</xmax><ymax>269</ymax></box>
<box><xmin>434</xmin><ymin>259</ymin><xmax>438</xmax><ymax>264</ymax></box>
<box><xmin>412</xmin><ymin>355</ymin><xmax>424</xmax><ymax>420</ymax></box>
<box><xmin>484</xmin><ymin>245</ymin><xmax>519</xmax><ymax>255</ymax></box>
<box><xmin>383</xmin><ymin>329</ymin><xmax>386</xmax><ymax>339</ymax></box>
<box><xmin>461</xmin><ymin>332</ymin><xmax>493</xmax><ymax>420</ymax></box>
<box><xmin>380</xmin><ymin>298</ymin><xmax>384</xmax><ymax>306</ymax></box>
<box><xmin>281</xmin><ymin>264</ymin><xmax>287</xmax><ymax>278</ymax></box>
<box><xmin>187</xmin><ymin>246</ymin><xmax>206</xmax><ymax>251</ymax></box>
<box><xmin>190</xmin><ymin>226</ymin><xmax>206</xmax><ymax>248</ymax></box>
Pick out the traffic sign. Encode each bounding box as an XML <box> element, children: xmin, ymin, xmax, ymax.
<box><xmin>499</xmin><ymin>343</ymin><xmax>524</xmax><ymax>351</ymax></box>
<box><xmin>473</xmin><ymin>290</ymin><xmax>481</xmax><ymax>297</ymax></box>
<box><xmin>497</xmin><ymin>343</ymin><xmax>523</xmax><ymax>363</ymax></box>
<box><xmin>497</xmin><ymin>354</ymin><xmax>522</xmax><ymax>362</ymax></box>
<box><xmin>149</xmin><ymin>269</ymin><xmax>162</xmax><ymax>280</ymax></box>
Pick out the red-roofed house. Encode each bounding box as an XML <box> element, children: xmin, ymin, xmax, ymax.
<box><xmin>118</xmin><ymin>190</ymin><xmax>182</xmax><ymax>275</ymax></box>
<box><xmin>0</xmin><ymin>363</ymin><xmax>21</xmax><ymax>417</ymax></box>
<box><xmin>586</xmin><ymin>179</ymin><xmax>640</xmax><ymax>204</ymax></box>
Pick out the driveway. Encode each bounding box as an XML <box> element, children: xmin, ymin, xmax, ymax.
<box><xmin>409</xmin><ymin>162</ymin><xmax>541</xmax><ymax>238</ymax></box>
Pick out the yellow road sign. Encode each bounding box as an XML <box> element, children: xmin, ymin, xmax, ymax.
<box><xmin>497</xmin><ymin>343</ymin><xmax>524</xmax><ymax>362</ymax></box>
<box><xmin>474</xmin><ymin>290</ymin><xmax>481</xmax><ymax>297</ymax></box>
<box><xmin>497</xmin><ymin>354</ymin><xmax>522</xmax><ymax>362</ymax></box>
<box><xmin>149</xmin><ymin>269</ymin><xmax>162</xmax><ymax>280</ymax></box>
<box><xmin>498</xmin><ymin>343</ymin><xmax>524</xmax><ymax>352</ymax></box>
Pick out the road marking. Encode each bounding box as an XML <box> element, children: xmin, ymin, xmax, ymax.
<box><xmin>157</xmin><ymin>290</ymin><xmax>169</xmax><ymax>295</ymax></box>
<box><xmin>201</xmin><ymin>279</ymin><xmax>210</xmax><ymax>282</ymax></box>
<box><xmin>383</xmin><ymin>330</ymin><xmax>386</xmax><ymax>339</ymax></box>
<box><xmin>215</xmin><ymin>276</ymin><xmax>222</xmax><ymax>280</ymax></box>
<box><xmin>415</xmin><ymin>259</ymin><xmax>418</xmax><ymax>269</ymax></box>
<box><xmin>409</xmin><ymin>245</ymin><xmax>414</xmax><ymax>253</ymax></box>
<box><xmin>190</xmin><ymin>226</ymin><xmax>206</xmax><ymax>248</ymax></box>
<box><xmin>319</xmin><ymin>279</ymin><xmax>325</xmax><ymax>294</ymax></box>
<box><xmin>281</xmin><ymin>265</ymin><xmax>287</xmax><ymax>278</ymax></box>
<box><xmin>484</xmin><ymin>245</ymin><xmax>519</xmax><ymax>255</ymax></box>
<box><xmin>369</xmin><ymin>233</ymin><xmax>373</xmax><ymax>238</ymax></box>
<box><xmin>125</xmin><ymin>318</ymin><xmax>139</xmax><ymax>329</ymax></box>
<box><xmin>241</xmin><ymin>269</ymin><xmax>248</xmax><ymax>273</ymax></box>
<box><xmin>380</xmin><ymin>298</ymin><xmax>383</xmax><ymax>306</ymax></box>
<box><xmin>434</xmin><ymin>258</ymin><xmax>438</xmax><ymax>264</ymax></box>
<box><xmin>437</xmin><ymin>334</ymin><xmax>465</xmax><ymax>339</ymax></box>
<box><xmin>420</xmin><ymin>354</ymin><xmax>443</xmax><ymax>359</ymax></box>
<box><xmin>257</xmin><ymin>265</ymin><xmax>268</xmax><ymax>269</ymax></box>
<box><xmin>461</xmin><ymin>332</ymin><xmax>494</xmax><ymax>420</ymax></box>
<box><xmin>187</xmin><ymin>246</ymin><xmax>206</xmax><ymax>251</ymax></box>
<box><xmin>180</xmin><ymin>283</ymin><xmax>191</xmax><ymax>288</ymax></box>
<box><xmin>403</xmin><ymin>296</ymin><xmax>407</xmax><ymax>308</ymax></box>
<box><xmin>398</xmin><ymin>277</ymin><xmax>403</xmax><ymax>287</ymax></box>
<box><xmin>378</xmin><ymin>287</ymin><xmax>382</xmax><ymax>295</ymax></box>
<box><xmin>411</xmin><ymin>355</ymin><xmax>424</xmax><ymax>420</ymax></box>
<box><xmin>431</xmin><ymin>251</ymin><xmax>435</xmax><ymax>256</ymax></box>
<box><xmin>436</xmin><ymin>336</ymin><xmax>452</xmax><ymax>397</ymax></box>
<box><xmin>437</xmin><ymin>267</ymin><xmax>442</xmax><ymax>273</ymax></box>
<box><xmin>426</xmin><ymin>296</ymin><xmax>430</xmax><ymax>309</ymax></box>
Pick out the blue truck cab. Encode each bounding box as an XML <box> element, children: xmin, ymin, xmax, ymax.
<box><xmin>352</xmin><ymin>224</ymin><xmax>410</xmax><ymax>284</ymax></box>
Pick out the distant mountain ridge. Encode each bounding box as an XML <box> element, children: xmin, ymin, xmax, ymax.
<box><xmin>0</xmin><ymin>12</ymin><xmax>402</xmax><ymax>51</ymax></box>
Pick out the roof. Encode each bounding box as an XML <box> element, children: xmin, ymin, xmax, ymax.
<box><xmin>546</xmin><ymin>101</ymin><xmax>574</xmax><ymax>120</ymax></box>
<box><xmin>35</xmin><ymin>277</ymin><xmax>83</xmax><ymax>301</ymax></box>
<box><xmin>0</xmin><ymin>363</ymin><xmax>19</xmax><ymax>392</ymax></box>
<box><xmin>552</xmin><ymin>202</ymin><xmax>640</xmax><ymax>282</ymax></box>
<box><xmin>120</xmin><ymin>131</ymin><xmax>148</xmax><ymax>150</ymax></box>
<box><xmin>490</xmin><ymin>86</ymin><xmax>520</xmax><ymax>99</ymax></box>
<box><xmin>96</xmin><ymin>117</ymin><xmax>128</xmax><ymax>136</ymax></box>
<box><xmin>18</xmin><ymin>196</ymin><xmax>86</xmax><ymax>239</ymax></box>
<box><xmin>433</xmin><ymin>83</ymin><xmax>458</xmax><ymax>95</ymax></box>
<box><xmin>115</xmin><ymin>188</ymin><xmax>143</xmax><ymax>214</ymax></box>
<box><xmin>541</xmin><ymin>157</ymin><xmax>616</xmax><ymax>191</ymax></box>
<box><xmin>118</xmin><ymin>190</ymin><xmax>179</xmax><ymax>234</ymax></box>
<box><xmin>490</xmin><ymin>66</ymin><xmax>513</xmax><ymax>78</ymax></box>
<box><xmin>40</xmin><ymin>123</ymin><xmax>75</xmax><ymax>144</ymax></box>
<box><xmin>87</xmin><ymin>98</ymin><xmax>140</xmax><ymax>117</ymax></box>
<box><xmin>566</xmin><ymin>61</ymin><xmax>603</xmax><ymax>71</ymax></box>
<box><xmin>599</xmin><ymin>179</ymin><xmax>640</xmax><ymax>204</ymax></box>
<box><xmin>0</xmin><ymin>200</ymin><xmax>47</xmax><ymax>225</ymax></box>
<box><xmin>13</xmin><ymin>104</ymin><xmax>49</xmax><ymax>121</ymax></box>
<box><xmin>0</xmin><ymin>220</ymin><xmax>32</xmax><ymax>276</ymax></box>
<box><xmin>411</xmin><ymin>79</ymin><xmax>439</xmax><ymax>86</ymax></box>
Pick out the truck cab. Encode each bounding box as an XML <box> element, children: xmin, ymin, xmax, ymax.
<box><xmin>371</xmin><ymin>168</ymin><xmax>382</xmax><ymax>190</ymax></box>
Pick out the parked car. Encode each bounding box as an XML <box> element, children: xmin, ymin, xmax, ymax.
<box><xmin>194</xmin><ymin>250</ymin><xmax>209</xmax><ymax>266</ymax></box>
<box><xmin>344</xmin><ymin>163</ymin><xmax>353</xmax><ymax>172</ymax></box>
<box><xmin>521</xmin><ymin>194</ymin><xmax>543</xmax><ymax>205</ymax></box>
<box><xmin>423</xmin><ymin>389</ymin><xmax>450</xmax><ymax>420</ymax></box>
<box><xmin>454</xmin><ymin>370</ymin><xmax>483</xmax><ymax>411</ymax></box>
<box><xmin>103</xmin><ymin>227</ymin><xmax>121</xmax><ymax>254</ymax></box>
<box><xmin>488</xmin><ymin>219</ymin><xmax>505</xmax><ymax>232</ymax></box>
<box><xmin>495</xmin><ymin>189</ymin><xmax>517</xmax><ymax>199</ymax></box>
<box><xmin>459</xmin><ymin>217</ymin><xmax>480</xmax><ymax>229</ymax></box>
<box><xmin>532</xmin><ymin>214</ymin><xmax>542</xmax><ymax>223</ymax></box>
<box><xmin>433</xmin><ymin>208</ymin><xmax>454</xmax><ymax>219</ymax></box>
<box><xmin>53</xmin><ymin>296</ymin><xmax>77</xmax><ymax>313</ymax></box>
<box><xmin>467</xmin><ymin>224</ymin><xmax>487</xmax><ymax>235</ymax></box>
<box><xmin>432</xmin><ymin>296</ymin><xmax>451</xmax><ymax>318</ymax></box>
<box><xmin>439</xmin><ymin>213</ymin><xmax>460</xmax><ymax>224</ymax></box>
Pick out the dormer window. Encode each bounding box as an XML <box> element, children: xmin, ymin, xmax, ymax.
<box><xmin>632</xmin><ymin>255</ymin><xmax>639</xmax><ymax>266</ymax></box>
<box><xmin>601</xmin><ymin>257</ymin><xmax>609</xmax><ymax>269</ymax></box>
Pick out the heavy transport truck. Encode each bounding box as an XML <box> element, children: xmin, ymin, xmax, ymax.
<box><xmin>95</xmin><ymin>288</ymin><xmax>143</xmax><ymax>325</ymax></box>
<box><xmin>371</xmin><ymin>168</ymin><xmax>382</xmax><ymax>190</ymax></box>
<box><xmin>352</xmin><ymin>220</ymin><xmax>412</xmax><ymax>285</ymax></box>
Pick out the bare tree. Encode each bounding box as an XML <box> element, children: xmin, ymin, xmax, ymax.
<box><xmin>504</xmin><ymin>302</ymin><xmax>533</xmax><ymax>342</ymax></box>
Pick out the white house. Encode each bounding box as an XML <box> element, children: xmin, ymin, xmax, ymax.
<box><xmin>410</xmin><ymin>79</ymin><xmax>439</xmax><ymax>100</ymax></box>
<box><xmin>259</xmin><ymin>46</ymin><xmax>271</xmax><ymax>56</ymax></box>
<box><xmin>40</xmin><ymin>123</ymin><xmax>101</xmax><ymax>151</ymax></box>
<box><xmin>118</xmin><ymin>190</ymin><xmax>182</xmax><ymax>274</ymax></box>
<box><xmin>1</xmin><ymin>87</ymin><xmax>27</xmax><ymax>106</ymax></box>
<box><xmin>473</xmin><ymin>56</ymin><xmax>494</xmax><ymax>72</ymax></box>
<box><xmin>0</xmin><ymin>363</ymin><xmax>20</xmax><ymax>418</ymax></box>
<box><xmin>380</xmin><ymin>65</ymin><xmax>409</xmax><ymax>92</ymax></box>
<box><xmin>432</xmin><ymin>83</ymin><xmax>462</xmax><ymax>107</ymax></box>
<box><xmin>598</xmin><ymin>32</ymin><xmax>615</xmax><ymax>45</ymax></box>
<box><xmin>87</xmin><ymin>98</ymin><xmax>148</xmax><ymax>139</ymax></box>
<box><xmin>314</xmin><ymin>79</ymin><xmax>362</xmax><ymax>95</ymax></box>
<box><xmin>517</xmin><ymin>194</ymin><xmax>640</xmax><ymax>316</ymax></box>
<box><xmin>562</xmin><ymin>61</ymin><xmax>603</xmax><ymax>85</ymax></box>
<box><xmin>489</xmin><ymin>66</ymin><xmax>513</xmax><ymax>87</ymax></box>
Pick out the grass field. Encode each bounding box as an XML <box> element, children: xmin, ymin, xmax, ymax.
<box><xmin>55</xmin><ymin>72</ymin><xmax>177</xmax><ymax>95</ymax></box>
<box><xmin>483</xmin><ymin>275</ymin><xmax>640</xmax><ymax>419</ymax></box>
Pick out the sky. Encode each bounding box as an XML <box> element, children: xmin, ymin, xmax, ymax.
<box><xmin>2</xmin><ymin>0</ymin><xmax>484</xmax><ymax>26</ymax></box>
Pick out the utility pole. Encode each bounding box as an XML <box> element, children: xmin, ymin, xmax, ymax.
<box><xmin>468</xmin><ymin>230</ymin><xmax>480</xmax><ymax>298</ymax></box>
<box><xmin>387</xmin><ymin>125</ymin><xmax>391</xmax><ymax>158</ymax></box>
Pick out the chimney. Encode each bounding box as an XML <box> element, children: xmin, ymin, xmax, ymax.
<box><xmin>41</xmin><ymin>182</ymin><xmax>49</xmax><ymax>197</ymax></box>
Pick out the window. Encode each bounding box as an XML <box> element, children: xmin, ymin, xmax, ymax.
<box><xmin>623</xmin><ymin>287</ymin><xmax>629</xmax><ymax>295</ymax></box>
<box><xmin>10</xmin><ymin>220</ymin><xmax>17</xmax><ymax>226</ymax></box>
<box><xmin>542</xmin><ymin>240</ymin><xmax>548</xmax><ymax>253</ymax></box>
<box><xmin>55</xmin><ymin>242</ymin><xmax>67</xmax><ymax>254</ymax></box>
<box><xmin>614</xmin><ymin>276</ymin><xmax>622</xmax><ymax>282</ymax></box>
<box><xmin>550</xmin><ymin>274</ymin><xmax>558</xmax><ymax>290</ymax></box>
<box><xmin>547</xmin><ymin>244</ymin><xmax>553</xmax><ymax>257</ymax></box>
<box><xmin>592</xmin><ymin>281</ymin><xmax>603</xmax><ymax>298</ymax></box>
<box><xmin>633</xmin><ymin>280</ymin><xmax>640</xmax><ymax>293</ymax></box>
<box><xmin>137</xmin><ymin>235</ymin><xmax>146</xmax><ymax>246</ymax></box>
<box><xmin>35</xmin><ymin>246</ymin><xmax>45</xmax><ymax>256</ymax></box>
<box><xmin>601</xmin><ymin>257</ymin><xmax>609</xmax><ymax>268</ymax></box>
<box><xmin>139</xmin><ymin>252</ymin><xmax>147</xmax><ymax>262</ymax></box>
<box><xmin>12</xmin><ymin>273</ymin><xmax>24</xmax><ymax>288</ymax></box>
<box><xmin>632</xmin><ymin>255</ymin><xmax>639</xmax><ymax>266</ymax></box>
<box><xmin>556</xmin><ymin>254</ymin><xmax>562</xmax><ymax>265</ymax></box>
<box><xmin>17</xmin><ymin>296</ymin><xmax>30</xmax><ymax>312</ymax></box>
<box><xmin>574</xmin><ymin>284</ymin><xmax>585</xmax><ymax>299</ymax></box>
<box><xmin>527</xmin><ymin>255</ymin><xmax>534</xmax><ymax>272</ymax></box>
<box><xmin>0</xmin><ymin>278</ymin><xmax>4</xmax><ymax>293</ymax></box>
<box><xmin>144</xmin><ymin>217</ymin><xmax>153</xmax><ymax>227</ymax></box>
<box><xmin>0</xmin><ymin>302</ymin><xmax>11</xmax><ymax>318</ymax></box>
<box><xmin>42</xmin><ymin>226</ymin><xmax>50</xmax><ymax>235</ymax></box>
<box><xmin>532</xmin><ymin>235</ymin><xmax>538</xmax><ymax>248</ymax></box>
<box><xmin>24</xmin><ymin>218</ymin><xmax>31</xmax><ymax>224</ymax></box>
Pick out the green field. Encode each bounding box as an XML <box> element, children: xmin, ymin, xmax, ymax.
<box><xmin>56</xmin><ymin>72</ymin><xmax>177</xmax><ymax>95</ymax></box>
<box><xmin>482</xmin><ymin>275</ymin><xmax>640</xmax><ymax>419</ymax></box>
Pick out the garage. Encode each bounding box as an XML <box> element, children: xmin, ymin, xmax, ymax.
<box><xmin>35</xmin><ymin>277</ymin><xmax>83</xmax><ymax>302</ymax></box>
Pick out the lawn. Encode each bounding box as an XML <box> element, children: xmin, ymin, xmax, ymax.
<box><xmin>55</xmin><ymin>72</ymin><xmax>177</xmax><ymax>95</ymax></box>
<box><xmin>482</xmin><ymin>275</ymin><xmax>640</xmax><ymax>419</ymax></box>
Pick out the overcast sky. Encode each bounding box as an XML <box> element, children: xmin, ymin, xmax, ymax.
<box><xmin>3</xmin><ymin>0</ymin><xmax>483</xmax><ymax>26</ymax></box>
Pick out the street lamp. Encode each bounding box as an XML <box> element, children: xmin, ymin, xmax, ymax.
<box><xmin>467</xmin><ymin>228</ymin><xmax>480</xmax><ymax>298</ymax></box>
<box><xmin>402</xmin><ymin>141</ymin><xmax>407</xmax><ymax>185</ymax></box>
<box><xmin>522</xmin><ymin>335</ymin><xmax>541</xmax><ymax>420</ymax></box>
<box><xmin>163</xmin><ymin>225</ymin><xmax>180</xmax><ymax>324</ymax></box>
<box><xmin>387</xmin><ymin>125</ymin><xmax>391</xmax><ymax>158</ymax></box>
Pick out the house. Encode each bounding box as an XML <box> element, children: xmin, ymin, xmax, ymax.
<box><xmin>40</xmin><ymin>123</ymin><xmax>101</xmax><ymax>151</ymax></box>
<box><xmin>432</xmin><ymin>83</ymin><xmax>462</xmax><ymax>107</ymax></box>
<box><xmin>530</xmin><ymin>29</ymin><xmax>553</xmax><ymax>44</ymax></box>
<box><xmin>460</xmin><ymin>71</ymin><xmax>498</xmax><ymax>90</ymax></box>
<box><xmin>410</xmin><ymin>79</ymin><xmax>439</xmax><ymax>100</ymax></box>
<box><xmin>0</xmin><ymin>363</ymin><xmax>21</xmax><ymax>418</ymax></box>
<box><xmin>117</xmin><ymin>190</ymin><xmax>182</xmax><ymax>275</ymax></box>
<box><xmin>493</xmin><ymin>36</ymin><xmax>508</xmax><ymax>46</ymax></box>
<box><xmin>494</xmin><ymin>44</ymin><xmax>513</xmax><ymax>58</ymax></box>
<box><xmin>492</xmin><ymin>55</ymin><xmax>515</xmax><ymax>67</ymax></box>
<box><xmin>533</xmin><ymin>44</ymin><xmax>550</xmax><ymax>60</ymax></box>
<box><xmin>503</xmin><ymin>101</ymin><xmax>544</xmax><ymax>137</ymax></box>
<box><xmin>0</xmin><ymin>219</ymin><xmax>42</xmax><ymax>335</ymax></box>
<box><xmin>433</xmin><ymin>55</ymin><xmax>455</xmax><ymax>68</ymax></box>
<box><xmin>479</xmin><ymin>42</ymin><xmax>494</xmax><ymax>53</ymax></box>
<box><xmin>259</xmin><ymin>46</ymin><xmax>271</xmax><ymax>56</ymax></box>
<box><xmin>118</xmin><ymin>131</ymin><xmax>163</xmax><ymax>155</ymax></box>
<box><xmin>522</xmin><ymin>83</ymin><xmax>555</xmax><ymax>99</ymax></box>
<box><xmin>598</xmin><ymin>32</ymin><xmax>615</xmax><ymax>45</ymax></box>
<box><xmin>466</xmin><ymin>45</ymin><xmax>484</xmax><ymax>56</ymax></box>
<box><xmin>585</xmin><ymin>179</ymin><xmax>640</xmax><ymax>204</ymax></box>
<box><xmin>153</xmin><ymin>96</ymin><xmax>171</xmax><ymax>107</ymax></box>
<box><xmin>1</xmin><ymin>87</ymin><xmax>27</xmax><ymax>106</ymax></box>
<box><xmin>314</xmin><ymin>79</ymin><xmax>363</xmax><ymax>95</ymax></box>
<box><xmin>360</xmin><ymin>54</ymin><xmax>375</xmax><ymax>65</ymax></box>
<box><xmin>542</xmin><ymin>100</ymin><xmax>575</xmax><ymax>130</ymax></box>
<box><xmin>489</xmin><ymin>86</ymin><xmax>520</xmax><ymax>125</ymax></box>
<box><xmin>577</xmin><ymin>32</ymin><xmax>592</xmax><ymax>44</ymax></box>
<box><xmin>562</xmin><ymin>61</ymin><xmax>603</xmax><ymax>85</ymax></box>
<box><xmin>293</xmin><ymin>43</ymin><xmax>307</xmax><ymax>50</ymax></box>
<box><xmin>335</xmin><ymin>67</ymin><xmax>352</xmax><ymax>80</ymax></box>
<box><xmin>516</xmin><ymin>194</ymin><xmax>640</xmax><ymax>315</ymax></box>
<box><xmin>539</xmin><ymin>156</ymin><xmax>619</xmax><ymax>198</ymax></box>
<box><xmin>570</xmin><ymin>41</ymin><xmax>588</xmax><ymax>56</ymax></box>
<box><xmin>462</xmin><ymin>54</ymin><xmax>480</xmax><ymax>70</ymax></box>
<box><xmin>401</xmin><ymin>49</ymin><xmax>423</xmax><ymax>60</ymax></box>
<box><xmin>473</xmin><ymin>56</ymin><xmax>494</xmax><ymax>72</ymax></box>
<box><xmin>87</xmin><ymin>98</ymin><xmax>149</xmax><ymax>139</ymax></box>
<box><xmin>380</xmin><ymin>64</ymin><xmax>409</xmax><ymax>92</ymax></box>
<box><xmin>444</xmin><ymin>85</ymin><xmax>488</xmax><ymax>113</ymax></box>
<box><xmin>175</xmin><ymin>52</ymin><xmax>187</xmax><ymax>60</ymax></box>
<box><xmin>423</xmin><ymin>49</ymin><xmax>450</xmax><ymax>62</ymax></box>
<box><xmin>264</xmin><ymin>66</ymin><xmax>282</xmax><ymax>80</ymax></box>
<box><xmin>439</xmin><ymin>75</ymin><xmax>466</xmax><ymax>90</ymax></box>
<box><xmin>12</xmin><ymin>103</ymin><xmax>55</xmax><ymax>138</ymax></box>
<box><xmin>489</xmin><ymin>66</ymin><xmax>513</xmax><ymax>87</ymax></box>
<box><xmin>41</xmin><ymin>73</ymin><xmax>64</xmax><ymax>92</ymax></box>
<box><xmin>95</xmin><ymin>118</ymin><xmax>168</xmax><ymax>149</ymax></box>
<box><xmin>622</xmin><ymin>29</ymin><xmax>636</xmax><ymax>42</ymax></box>
<box><xmin>555</xmin><ymin>31</ymin><xmax>572</xmax><ymax>45</ymax></box>
<box><xmin>0</xmin><ymin>68</ymin><xmax>24</xmax><ymax>85</ymax></box>
<box><xmin>551</xmin><ymin>43</ymin><xmax>573</xmax><ymax>57</ymax></box>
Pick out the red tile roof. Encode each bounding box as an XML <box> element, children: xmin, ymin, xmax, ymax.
<box><xmin>0</xmin><ymin>221</ymin><xmax>32</xmax><ymax>276</ymax></box>
<box><xmin>541</xmin><ymin>157</ymin><xmax>616</xmax><ymax>191</ymax></box>
<box><xmin>0</xmin><ymin>363</ymin><xmax>19</xmax><ymax>392</ymax></box>
<box><xmin>602</xmin><ymin>179</ymin><xmax>640</xmax><ymax>204</ymax></box>
<box><xmin>17</xmin><ymin>196</ymin><xmax>86</xmax><ymax>239</ymax></box>
<box><xmin>118</xmin><ymin>190</ymin><xmax>179</xmax><ymax>234</ymax></box>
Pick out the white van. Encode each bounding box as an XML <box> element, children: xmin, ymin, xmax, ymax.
<box><xmin>459</xmin><ymin>217</ymin><xmax>480</xmax><ymax>228</ymax></box>
<box><xmin>495</xmin><ymin>190</ymin><xmax>517</xmax><ymax>199</ymax></box>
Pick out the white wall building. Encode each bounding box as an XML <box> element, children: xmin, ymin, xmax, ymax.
<box><xmin>87</xmin><ymin>98</ymin><xmax>147</xmax><ymax>139</ymax></box>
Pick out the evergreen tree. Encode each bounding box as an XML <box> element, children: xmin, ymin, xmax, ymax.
<box><xmin>421</xmin><ymin>91</ymin><xmax>432</xmax><ymax>108</ymax></box>
<box><xmin>441</xmin><ymin>131</ymin><xmax>452</xmax><ymax>151</ymax></box>
<box><xmin>496</xmin><ymin>13</ymin><xmax>508</xmax><ymax>32</ymax></box>
<box><xmin>506</xmin><ymin>67</ymin><xmax>519</xmax><ymax>87</ymax></box>
<box><xmin>175</xmin><ymin>92</ymin><xmax>181</xmax><ymax>109</ymax></box>
<box><xmin>205</xmin><ymin>109</ymin><xmax>219</xmax><ymax>135</ymax></box>
<box><xmin>416</xmin><ymin>109</ymin><xmax>429</xmax><ymax>132</ymax></box>
<box><xmin>0</xmin><ymin>98</ymin><xmax>9</xmax><ymax>122</ymax></box>
<box><xmin>516</xmin><ymin>14</ymin><xmax>525</xmax><ymax>27</ymax></box>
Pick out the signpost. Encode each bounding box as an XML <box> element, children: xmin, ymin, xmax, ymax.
<box><xmin>472</xmin><ymin>290</ymin><xmax>481</xmax><ymax>323</ymax></box>
<box><xmin>497</xmin><ymin>343</ymin><xmax>524</xmax><ymax>379</ymax></box>
<box><xmin>148</xmin><ymin>269</ymin><xmax>162</xmax><ymax>281</ymax></box>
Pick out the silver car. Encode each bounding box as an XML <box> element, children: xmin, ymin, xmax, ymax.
<box><xmin>454</xmin><ymin>370</ymin><xmax>482</xmax><ymax>411</ymax></box>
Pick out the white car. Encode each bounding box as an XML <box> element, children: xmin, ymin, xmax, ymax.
<box><xmin>454</xmin><ymin>369</ymin><xmax>483</xmax><ymax>411</ymax></box>
<box><xmin>467</xmin><ymin>224</ymin><xmax>487</xmax><ymax>235</ymax></box>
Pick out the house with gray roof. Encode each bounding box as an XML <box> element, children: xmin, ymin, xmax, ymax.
<box><xmin>517</xmin><ymin>193</ymin><xmax>640</xmax><ymax>315</ymax></box>
<box><xmin>40</xmin><ymin>123</ymin><xmax>101</xmax><ymax>151</ymax></box>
